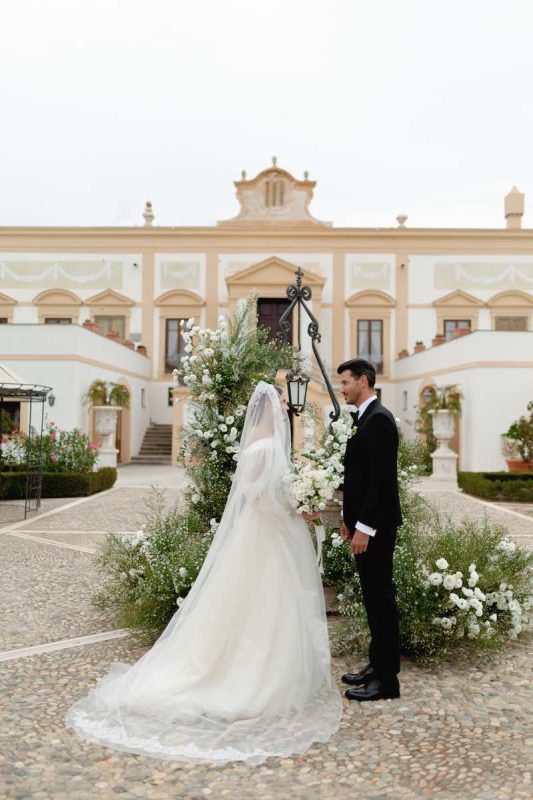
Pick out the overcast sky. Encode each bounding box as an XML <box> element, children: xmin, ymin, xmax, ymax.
<box><xmin>1</xmin><ymin>0</ymin><xmax>533</xmax><ymax>229</ymax></box>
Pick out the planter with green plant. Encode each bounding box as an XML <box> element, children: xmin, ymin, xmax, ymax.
<box><xmin>502</xmin><ymin>402</ymin><xmax>533</xmax><ymax>472</ymax></box>
<box><xmin>85</xmin><ymin>380</ymin><xmax>130</xmax><ymax>468</ymax></box>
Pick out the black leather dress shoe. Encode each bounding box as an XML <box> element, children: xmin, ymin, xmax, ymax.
<box><xmin>345</xmin><ymin>677</ymin><xmax>400</xmax><ymax>702</ymax></box>
<box><xmin>341</xmin><ymin>663</ymin><xmax>375</xmax><ymax>686</ymax></box>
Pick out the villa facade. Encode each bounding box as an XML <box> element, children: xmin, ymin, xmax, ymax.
<box><xmin>1</xmin><ymin>160</ymin><xmax>532</xmax><ymax>470</ymax></box>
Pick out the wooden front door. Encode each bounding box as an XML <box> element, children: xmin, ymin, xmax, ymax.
<box><xmin>257</xmin><ymin>298</ymin><xmax>291</xmax><ymax>341</ymax></box>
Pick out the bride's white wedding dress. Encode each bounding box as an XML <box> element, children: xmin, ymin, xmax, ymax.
<box><xmin>66</xmin><ymin>382</ymin><xmax>342</xmax><ymax>765</ymax></box>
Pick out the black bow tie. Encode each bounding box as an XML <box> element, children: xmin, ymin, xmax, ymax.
<box><xmin>351</xmin><ymin>410</ymin><xmax>360</xmax><ymax>425</ymax></box>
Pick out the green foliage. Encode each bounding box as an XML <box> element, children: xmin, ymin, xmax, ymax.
<box><xmin>514</xmin><ymin>401</ymin><xmax>533</xmax><ymax>467</ymax></box>
<box><xmin>93</xmin><ymin>297</ymin><xmax>292</xmax><ymax>637</ymax></box>
<box><xmin>0</xmin><ymin>409</ymin><xmax>17</xmax><ymax>435</ymax></box>
<box><xmin>85</xmin><ymin>379</ymin><xmax>130</xmax><ymax>408</ymax></box>
<box><xmin>458</xmin><ymin>471</ymin><xmax>533</xmax><ymax>501</ymax></box>
<box><xmin>0</xmin><ymin>422</ymin><xmax>98</xmax><ymax>473</ymax></box>
<box><xmin>0</xmin><ymin>467</ymin><xmax>116</xmax><ymax>498</ymax></box>
<box><xmin>94</xmin><ymin>488</ymin><xmax>213</xmax><ymax>641</ymax></box>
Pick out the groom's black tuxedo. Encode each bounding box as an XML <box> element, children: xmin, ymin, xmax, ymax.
<box><xmin>343</xmin><ymin>398</ymin><xmax>402</xmax><ymax>534</ymax></box>
<box><xmin>342</xmin><ymin>397</ymin><xmax>402</xmax><ymax>683</ymax></box>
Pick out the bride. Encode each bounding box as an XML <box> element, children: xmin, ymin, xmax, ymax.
<box><xmin>66</xmin><ymin>381</ymin><xmax>342</xmax><ymax>765</ymax></box>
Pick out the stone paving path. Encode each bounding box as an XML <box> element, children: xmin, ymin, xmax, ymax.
<box><xmin>0</xmin><ymin>468</ymin><xmax>532</xmax><ymax>800</ymax></box>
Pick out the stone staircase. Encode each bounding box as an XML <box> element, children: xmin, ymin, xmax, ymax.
<box><xmin>131</xmin><ymin>423</ymin><xmax>173</xmax><ymax>465</ymax></box>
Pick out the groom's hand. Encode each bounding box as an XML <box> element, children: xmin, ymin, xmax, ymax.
<box><xmin>351</xmin><ymin>529</ymin><xmax>370</xmax><ymax>555</ymax></box>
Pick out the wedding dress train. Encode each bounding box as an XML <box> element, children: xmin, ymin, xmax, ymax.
<box><xmin>66</xmin><ymin>382</ymin><xmax>342</xmax><ymax>765</ymax></box>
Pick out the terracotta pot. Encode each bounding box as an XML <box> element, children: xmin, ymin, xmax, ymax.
<box><xmin>106</xmin><ymin>331</ymin><xmax>120</xmax><ymax>342</ymax></box>
<box><xmin>432</xmin><ymin>336</ymin><xmax>445</xmax><ymax>347</ymax></box>
<box><xmin>453</xmin><ymin>327</ymin><xmax>471</xmax><ymax>338</ymax></box>
<box><xmin>398</xmin><ymin>349</ymin><xmax>409</xmax><ymax>359</ymax></box>
<box><xmin>506</xmin><ymin>458</ymin><xmax>532</xmax><ymax>473</ymax></box>
<box><xmin>136</xmin><ymin>345</ymin><xmax>147</xmax><ymax>356</ymax></box>
<box><xmin>414</xmin><ymin>344</ymin><xmax>425</xmax><ymax>353</ymax></box>
<box><xmin>123</xmin><ymin>339</ymin><xmax>135</xmax><ymax>349</ymax></box>
<box><xmin>83</xmin><ymin>320</ymin><xmax>99</xmax><ymax>333</ymax></box>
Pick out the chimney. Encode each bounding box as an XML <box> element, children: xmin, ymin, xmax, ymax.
<box><xmin>143</xmin><ymin>201</ymin><xmax>154</xmax><ymax>227</ymax></box>
<box><xmin>504</xmin><ymin>186</ymin><xmax>524</xmax><ymax>229</ymax></box>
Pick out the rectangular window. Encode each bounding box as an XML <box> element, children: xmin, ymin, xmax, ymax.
<box><xmin>45</xmin><ymin>318</ymin><xmax>72</xmax><ymax>324</ymax></box>
<box><xmin>443</xmin><ymin>319</ymin><xmax>471</xmax><ymax>340</ymax></box>
<box><xmin>357</xmin><ymin>319</ymin><xmax>384</xmax><ymax>374</ymax></box>
<box><xmin>0</xmin><ymin>318</ymin><xmax>8</xmax><ymax>324</ymax></box>
<box><xmin>94</xmin><ymin>315</ymin><xmax>126</xmax><ymax>339</ymax></box>
<box><xmin>495</xmin><ymin>316</ymin><xmax>528</xmax><ymax>331</ymax></box>
<box><xmin>165</xmin><ymin>318</ymin><xmax>188</xmax><ymax>374</ymax></box>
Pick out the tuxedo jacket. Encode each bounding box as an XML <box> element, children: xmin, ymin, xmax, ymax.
<box><xmin>342</xmin><ymin>398</ymin><xmax>403</xmax><ymax>536</ymax></box>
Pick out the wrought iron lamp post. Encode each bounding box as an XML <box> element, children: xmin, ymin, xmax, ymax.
<box><xmin>276</xmin><ymin>267</ymin><xmax>340</xmax><ymax>423</ymax></box>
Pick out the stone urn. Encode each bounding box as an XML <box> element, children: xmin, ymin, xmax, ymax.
<box><xmin>93</xmin><ymin>406</ymin><xmax>121</xmax><ymax>467</ymax></box>
<box><xmin>429</xmin><ymin>409</ymin><xmax>458</xmax><ymax>487</ymax></box>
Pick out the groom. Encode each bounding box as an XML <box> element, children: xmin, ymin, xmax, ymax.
<box><xmin>337</xmin><ymin>358</ymin><xmax>402</xmax><ymax>701</ymax></box>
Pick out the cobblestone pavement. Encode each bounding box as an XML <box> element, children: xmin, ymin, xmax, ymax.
<box><xmin>0</xmin><ymin>470</ymin><xmax>532</xmax><ymax>799</ymax></box>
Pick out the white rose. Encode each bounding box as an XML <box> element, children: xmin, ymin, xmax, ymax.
<box><xmin>178</xmin><ymin>567</ymin><xmax>188</xmax><ymax>578</ymax></box>
<box><xmin>428</xmin><ymin>572</ymin><xmax>443</xmax><ymax>586</ymax></box>
<box><xmin>443</xmin><ymin>575</ymin><xmax>456</xmax><ymax>591</ymax></box>
<box><xmin>436</xmin><ymin>558</ymin><xmax>449</xmax><ymax>570</ymax></box>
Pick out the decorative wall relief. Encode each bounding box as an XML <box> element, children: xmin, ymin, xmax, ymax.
<box><xmin>348</xmin><ymin>260</ymin><xmax>392</xmax><ymax>292</ymax></box>
<box><xmin>0</xmin><ymin>259</ymin><xmax>123</xmax><ymax>289</ymax></box>
<box><xmin>435</xmin><ymin>262</ymin><xmax>533</xmax><ymax>291</ymax></box>
<box><xmin>159</xmin><ymin>261</ymin><xmax>201</xmax><ymax>291</ymax></box>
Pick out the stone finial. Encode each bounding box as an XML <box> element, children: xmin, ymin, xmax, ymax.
<box><xmin>396</xmin><ymin>214</ymin><xmax>408</xmax><ymax>227</ymax></box>
<box><xmin>504</xmin><ymin>186</ymin><xmax>524</xmax><ymax>229</ymax></box>
<box><xmin>241</xmin><ymin>170</ymin><xmax>246</xmax><ymax>179</ymax></box>
<box><xmin>304</xmin><ymin>170</ymin><xmax>309</xmax><ymax>180</ymax></box>
<box><xmin>272</xmin><ymin>156</ymin><xmax>278</xmax><ymax>166</ymax></box>
<box><xmin>143</xmin><ymin>201</ymin><xmax>154</xmax><ymax>227</ymax></box>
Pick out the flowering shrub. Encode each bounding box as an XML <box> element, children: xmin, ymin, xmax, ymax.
<box><xmin>93</xmin><ymin>297</ymin><xmax>292</xmax><ymax>638</ymax></box>
<box><xmin>289</xmin><ymin>412</ymin><xmax>354</xmax><ymax>514</ymax></box>
<box><xmin>325</xmin><ymin>438</ymin><xmax>533</xmax><ymax>663</ymax></box>
<box><xmin>0</xmin><ymin>422</ymin><xmax>98</xmax><ymax>473</ymax></box>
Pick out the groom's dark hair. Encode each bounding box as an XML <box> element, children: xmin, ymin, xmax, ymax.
<box><xmin>337</xmin><ymin>358</ymin><xmax>376</xmax><ymax>388</ymax></box>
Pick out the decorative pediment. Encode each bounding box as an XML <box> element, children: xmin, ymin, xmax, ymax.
<box><xmin>0</xmin><ymin>292</ymin><xmax>17</xmax><ymax>305</ymax></box>
<box><xmin>85</xmin><ymin>289</ymin><xmax>135</xmax><ymax>307</ymax></box>
<box><xmin>33</xmin><ymin>289</ymin><xmax>82</xmax><ymax>305</ymax></box>
<box><xmin>487</xmin><ymin>290</ymin><xmax>533</xmax><ymax>308</ymax></box>
<box><xmin>433</xmin><ymin>290</ymin><xmax>485</xmax><ymax>308</ymax></box>
<box><xmin>218</xmin><ymin>158</ymin><xmax>330</xmax><ymax>227</ymax></box>
<box><xmin>226</xmin><ymin>257</ymin><xmax>325</xmax><ymax>289</ymax></box>
<box><xmin>155</xmin><ymin>289</ymin><xmax>205</xmax><ymax>307</ymax></box>
<box><xmin>346</xmin><ymin>290</ymin><xmax>395</xmax><ymax>308</ymax></box>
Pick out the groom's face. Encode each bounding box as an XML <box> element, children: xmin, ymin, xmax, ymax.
<box><xmin>339</xmin><ymin>370</ymin><xmax>364</xmax><ymax>406</ymax></box>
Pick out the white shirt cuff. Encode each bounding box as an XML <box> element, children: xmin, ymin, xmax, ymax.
<box><xmin>355</xmin><ymin>521</ymin><xmax>376</xmax><ymax>537</ymax></box>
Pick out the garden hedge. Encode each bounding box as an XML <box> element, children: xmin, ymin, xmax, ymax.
<box><xmin>458</xmin><ymin>471</ymin><xmax>533</xmax><ymax>502</ymax></box>
<box><xmin>0</xmin><ymin>467</ymin><xmax>117</xmax><ymax>499</ymax></box>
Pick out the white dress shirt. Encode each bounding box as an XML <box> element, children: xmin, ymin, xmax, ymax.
<box><xmin>354</xmin><ymin>394</ymin><xmax>378</xmax><ymax>538</ymax></box>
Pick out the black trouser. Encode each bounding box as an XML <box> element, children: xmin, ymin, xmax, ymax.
<box><xmin>354</xmin><ymin>526</ymin><xmax>400</xmax><ymax>682</ymax></box>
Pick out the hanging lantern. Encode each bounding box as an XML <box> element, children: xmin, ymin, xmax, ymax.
<box><xmin>286</xmin><ymin>365</ymin><xmax>310</xmax><ymax>415</ymax></box>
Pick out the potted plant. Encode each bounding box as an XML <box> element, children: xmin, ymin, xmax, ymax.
<box><xmin>502</xmin><ymin>402</ymin><xmax>533</xmax><ymax>472</ymax></box>
<box><xmin>105</xmin><ymin>330</ymin><xmax>121</xmax><ymax>342</ymax></box>
<box><xmin>123</xmin><ymin>339</ymin><xmax>135</xmax><ymax>349</ymax></box>
<box><xmin>85</xmin><ymin>381</ymin><xmax>130</xmax><ymax>468</ymax></box>
<box><xmin>414</xmin><ymin>340</ymin><xmax>426</xmax><ymax>353</ymax></box>
<box><xmin>424</xmin><ymin>385</ymin><xmax>462</xmax><ymax>483</ymax></box>
<box><xmin>136</xmin><ymin>344</ymin><xmax>147</xmax><ymax>356</ymax></box>
<box><xmin>398</xmin><ymin>348</ymin><xmax>409</xmax><ymax>359</ymax></box>
<box><xmin>432</xmin><ymin>333</ymin><xmax>446</xmax><ymax>347</ymax></box>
